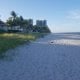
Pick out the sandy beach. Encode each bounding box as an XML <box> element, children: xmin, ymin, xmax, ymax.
<box><xmin>0</xmin><ymin>33</ymin><xmax>80</xmax><ymax>80</ymax></box>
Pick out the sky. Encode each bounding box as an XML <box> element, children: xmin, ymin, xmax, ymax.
<box><xmin>0</xmin><ymin>0</ymin><xmax>80</xmax><ymax>33</ymax></box>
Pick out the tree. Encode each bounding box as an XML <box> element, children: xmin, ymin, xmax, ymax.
<box><xmin>19</xmin><ymin>16</ymin><xmax>24</xmax><ymax>21</ymax></box>
<box><xmin>11</xmin><ymin>11</ymin><xmax>17</xmax><ymax>20</ymax></box>
<box><xmin>6</xmin><ymin>11</ymin><xmax>51</xmax><ymax>33</ymax></box>
<box><xmin>6</xmin><ymin>17</ymin><xmax>13</xmax><ymax>27</ymax></box>
<box><xmin>6</xmin><ymin>11</ymin><xmax>17</xmax><ymax>27</ymax></box>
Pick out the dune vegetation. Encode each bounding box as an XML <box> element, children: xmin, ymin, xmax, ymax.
<box><xmin>0</xmin><ymin>33</ymin><xmax>45</xmax><ymax>54</ymax></box>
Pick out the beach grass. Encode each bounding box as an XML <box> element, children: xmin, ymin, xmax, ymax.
<box><xmin>0</xmin><ymin>33</ymin><xmax>44</xmax><ymax>54</ymax></box>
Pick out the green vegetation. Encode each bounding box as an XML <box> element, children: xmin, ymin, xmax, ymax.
<box><xmin>0</xmin><ymin>11</ymin><xmax>51</xmax><ymax>57</ymax></box>
<box><xmin>6</xmin><ymin>11</ymin><xmax>28</xmax><ymax>28</ymax></box>
<box><xmin>0</xmin><ymin>33</ymin><xmax>46</xmax><ymax>55</ymax></box>
<box><xmin>6</xmin><ymin>11</ymin><xmax>51</xmax><ymax>33</ymax></box>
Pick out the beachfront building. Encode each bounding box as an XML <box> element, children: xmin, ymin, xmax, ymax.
<box><xmin>8</xmin><ymin>26</ymin><xmax>24</xmax><ymax>32</ymax></box>
<box><xmin>36</xmin><ymin>20</ymin><xmax>47</xmax><ymax>27</ymax></box>
<box><xmin>0</xmin><ymin>20</ymin><xmax>8</xmax><ymax>31</ymax></box>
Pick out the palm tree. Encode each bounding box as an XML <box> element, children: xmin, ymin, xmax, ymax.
<box><xmin>11</xmin><ymin>11</ymin><xmax>17</xmax><ymax>20</ymax></box>
<box><xmin>19</xmin><ymin>16</ymin><xmax>24</xmax><ymax>21</ymax></box>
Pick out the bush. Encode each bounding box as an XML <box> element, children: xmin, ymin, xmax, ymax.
<box><xmin>0</xmin><ymin>30</ymin><xmax>7</xmax><ymax>33</ymax></box>
<box><xmin>8</xmin><ymin>30</ymin><xmax>21</xmax><ymax>33</ymax></box>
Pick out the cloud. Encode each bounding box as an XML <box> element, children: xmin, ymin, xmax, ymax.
<box><xmin>67</xmin><ymin>10</ymin><xmax>80</xmax><ymax>20</ymax></box>
<box><xmin>52</xmin><ymin>9</ymin><xmax>80</xmax><ymax>33</ymax></box>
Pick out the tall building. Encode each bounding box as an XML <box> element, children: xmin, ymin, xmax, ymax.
<box><xmin>43</xmin><ymin>20</ymin><xmax>47</xmax><ymax>27</ymax></box>
<box><xmin>36</xmin><ymin>20</ymin><xmax>47</xmax><ymax>27</ymax></box>
<box><xmin>28</xmin><ymin>19</ymin><xmax>33</xmax><ymax>25</ymax></box>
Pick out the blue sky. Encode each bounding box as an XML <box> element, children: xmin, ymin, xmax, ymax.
<box><xmin>0</xmin><ymin>0</ymin><xmax>80</xmax><ymax>32</ymax></box>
